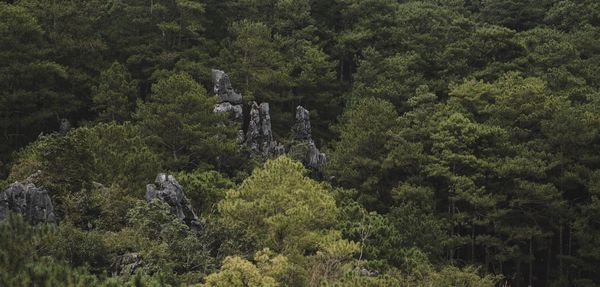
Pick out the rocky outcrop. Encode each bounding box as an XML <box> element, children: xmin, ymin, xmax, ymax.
<box><xmin>214</xmin><ymin>102</ymin><xmax>243</xmax><ymax>123</ymax></box>
<box><xmin>213</xmin><ymin>69</ymin><xmax>243</xmax><ymax>123</ymax></box>
<box><xmin>290</xmin><ymin>106</ymin><xmax>327</xmax><ymax>178</ymax></box>
<box><xmin>112</xmin><ymin>252</ymin><xmax>143</xmax><ymax>276</ymax></box>
<box><xmin>210</xmin><ymin>69</ymin><xmax>324</xmax><ymax>175</ymax></box>
<box><xmin>0</xmin><ymin>172</ymin><xmax>56</xmax><ymax>224</ymax></box>
<box><xmin>213</xmin><ymin>69</ymin><xmax>243</xmax><ymax>105</ymax></box>
<box><xmin>145</xmin><ymin>173</ymin><xmax>200</xmax><ymax>231</ymax></box>
<box><xmin>306</xmin><ymin>140</ymin><xmax>327</xmax><ymax>170</ymax></box>
<box><xmin>293</xmin><ymin>106</ymin><xmax>312</xmax><ymax>140</ymax></box>
<box><xmin>245</xmin><ymin>102</ymin><xmax>285</xmax><ymax>157</ymax></box>
<box><xmin>59</xmin><ymin>118</ymin><xmax>71</xmax><ymax>134</ymax></box>
<box><xmin>353</xmin><ymin>266</ymin><xmax>379</xmax><ymax>277</ymax></box>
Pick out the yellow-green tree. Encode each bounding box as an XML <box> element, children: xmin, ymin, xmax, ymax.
<box><xmin>218</xmin><ymin>156</ymin><xmax>339</xmax><ymax>256</ymax></box>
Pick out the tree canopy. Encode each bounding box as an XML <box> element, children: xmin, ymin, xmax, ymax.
<box><xmin>3</xmin><ymin>0</ymin><xmax>600</xmax><ymax>286</ymax></box>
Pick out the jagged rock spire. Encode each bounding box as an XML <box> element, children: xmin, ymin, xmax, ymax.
<box><xmin>212</xmin><ymin>69</ymin><xmax>243</xmax><ymax>124</ymax></box>
<box><xmin>146</xmin><ymin>173</ymin><xmax>200</xmax><ymax>231</ymax></box>
<box><xmin>290</xmin><ymin>105</ymin><xmax>326</xmax><ymax>178</ymax></box>
<box><xmin>212</xmin><ymin>69</ymin><xmax>242</xmax><ymax>105</ymax></box>
<box><xmin>293</xmin><ymin>106</ymin><xmax>312</xmax><ymax>140</ymax></box>
<box><xmin>245</xmin><ymin>102</ymin><xmax>285</xmax><ymax>157</ymax></box>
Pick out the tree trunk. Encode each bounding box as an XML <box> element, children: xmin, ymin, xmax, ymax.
<box><xmin>559</xmin><ymin>225</ymin><xmax>563</xmax><ymax>275</ymax></box>
<box><xmin>546</xmin><ymin>237</ymin><xmax>552</xmax><ymax>286</ymax></box>
<box><xmin>516</xmin><ymin>261</ymin><xmax>521</xmax><ymax>287</ymax></box>
<box><xmin>529</xmin><ymin>237</ymin><xmax>533</xmax><ymax>287</ymax></box>
<box><xmin>485</xmin><ymin>247</ymin><xmax>490</xmax><ymax>273</ymax></box>
<box><xmin>471</xmin><ymin>223</ymin><xmax>475</xmax><ymax>263</ymax></box>
<box><xmin>568</xmin><ymin>224</ymin><xmax>572</xmax><ymax>281</ymax></box>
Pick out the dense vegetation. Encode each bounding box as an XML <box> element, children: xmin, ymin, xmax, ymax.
<box><xmin>2</xmin><ymin>0</ymin><xmax>600</xmax><ymax>286</ymax></box>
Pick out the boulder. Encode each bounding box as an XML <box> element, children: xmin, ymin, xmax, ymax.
<box><xmin>0</xmin><ymin>172</ymin><xmax>56</xmax><ymax>224</ymax></box>
<box><xmin>145</xmin><ymin>173</ymin><xmax>200</xmax><ymax>231</ymax></box>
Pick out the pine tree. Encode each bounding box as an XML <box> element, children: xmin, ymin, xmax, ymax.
<box><xmin>135</xmin><ymin>73</ymin><xmax>237</xmax><ymax>170</ymax></box>
<box><xmin>92</xmin><ymin>62</ymin><xmax>138</xmax><ymax>122</ymax></box>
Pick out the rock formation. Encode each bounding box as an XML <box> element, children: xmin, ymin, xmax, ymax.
<box><xmin>59</xmin><ymin>118</ymin><xmax>71</xmax><ymax>134</ymax></box>
<box><xmin>112</xmin><ymin>252</ymin><xmax>143</xmax><ymax>276</ymax></box>
<box><xmin>293</xmin><ymin>106</ymin><xmax>312</xmax><ymax>140</ymax></box>
<box><xmin>245</xmin><ymin>102</ymin><xmax>285</xmax><ymax>157</ymax></box>
<box><xmin>212</xmin><ymin>69</ymin><xmax>243</xmax><ymax>123</ymax></box>
<box><xmin>306</xmin><ymin>140</ymin><xmax>327</xmax><ymax>170</ymax></box>
<box><xmin>210</xmin><ymin>69</ymin><xmax>323</xmax><ymax>174</ymax></box>
<box><xmin>290</xmin><ymin>106</ymin><xmax>327</xmax><ymax>178</ymax></box>
<box><xmin>214</xmin><ymin>102</ymin><xmax>243</xmax><ymax>123</ymax></box>
<box><xmin>145</xmin><ymin>173</ymin><xmax>200</xmax><ymax>231</ymax></box>
<box><xmin>0</xmin><ymin>172</ymin><xmax>56</xmax><ymax>224</ymax></box>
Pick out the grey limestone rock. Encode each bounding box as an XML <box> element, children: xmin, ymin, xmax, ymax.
<box><xmin>212</xmin><ymin>69</ymin><xmax>243</xmax><ymax>105</ymax></box>
<box><xmin>245</xmin><ymin>102</ymin><xmax>285</xmax><ymax>157</ymax></box>
<box><xmin>59</xmin><ymin>118</ymin><xmax>71</xmax><ymax>134</ymax></box>
<box><xmin>212</xmin><ymin>69</ymin><xmax>244</xmax><ymax>142</ymax></box>
<box><xmin>112</xmin><ymin>252</ymin><xmax>143</xmax><ymax>276</ymax></box>
<box><xmin>306</xmin><ymin>140</ymin><xmax>327</xmax><ymax>169</ymax></box>
<box><xmin>213</xmin><ymin>101</ymin><xmax>244</xmax><ymax>122</ymax></box>
<box><xmin>293</xmin><ymin>106</ymin><xmax>312</xmax><ymax>140</ymax></box>
<box><xmin>290</xmin><ymin>106</ymin><xmax>326</xmax><ymax>179</ymax></box>
<box><xmin>0</xmin><ymin>172</ymin><xmax>56</xmax><ymax>224</ymax></box>
<box><xmin>145</xmin><ymin>173</ymin><xmax>200</xmax><ymax>230</ymax></box>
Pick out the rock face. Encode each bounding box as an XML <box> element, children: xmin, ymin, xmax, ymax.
<box><xmin>306</xmin><ymin>140</ymin><xmax>327</xmax><ymax>170</ymax></box>
<box><xmin>59</xmin><ymin>118</ymin><xmax>71</xmax><ymax>134</ymax></box>
<box><xmin>290</xmin><ymin>106</ymin><xmax>327</xmax><ymax>178</ymax></box>
<box><xmin>213</xmin><ymin>69</ymin><xmax>243</xmax><ymax>123</ymax></box>
<box><xmin>0</xmin><ymin>173</ymin><xmax>56</xmax><ymax>224</ymax></box>
<box><xmin>112</xmin><ymin>252</ymin><xmax>143</xmax><ymax>276</ymax></box>
<box><xmin>210</xmin><ymin>69</ymin><xmax>323</xmax><ymax>175</ymax></box>
<box><xmin>293</xmin><ymin>106</ymin><xmax>312</xmax><ymax>140</ymax></box>
<box><xmin>214</xmin><ymin>102</ymin><xmax>243</xmax><ymax>123</ymax></box>
<box><xmin>145</xmin><ymin>173</ymin><xmax>199</xmax><ymax>230</ymax></box>
<box><xmin>245</xmin><ymin>102</ymin><xmax>285</xmax><ymax>157</ymax></box>
<box><xmin>213</xmin><ymin>69</ymin><xmax>242</xmax><ymax>105</ymax></box>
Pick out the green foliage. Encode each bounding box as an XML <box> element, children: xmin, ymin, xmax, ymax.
<box><xmin>307</xmin><ymin>231</ymin><xmax>359</xmax><ymax>285</ymax></box>
<box><xmin>8</xmin><ymin>123</ymin><xmax>160</xmax><ymax>226</ymax></box>
<box><xmin>325</xmin><ymin>97</ymin><xmax>401</xmax><ymax>209</ymax></box>
<box><xmin>0</xmin><ymin>3</ymin><xmax>71</xmax><ymax>164</ymax></box>
<box><xmin>218</xmin><ymin>156</ymin><xmax>339</xmax><ymax>256</ymax></box>
<box><xmin>135</xmin><ymin>72</ymin><xmax>238</xmax><ymax>171</ymax></box>
<box><xmin>224</xmin><ymin>20</ymin><xmax>287</xmax><ymax>103</ymax></box>
<box><xmin>176</xmin><ymin>170</ymin><xmax>235</xmax><ymax>215</ymax></box>
<box><xmin>202</xmin><ymin>256</ymin><xmax>277</xmax><ymax>287</ymax></box>
<box><xmin>125</xmin><ymin>199</ymin><xmax>214</xmax><ymax>282</ymax></box>
<box><xmin>42</xmin><ymin>223</ymin><xmax>111</xmax><ymax>273</ymax></box>
<box><xmin>0</xmin><ymin>214</ymin><xmax>169</xmax><ymax>287</ymax></box>
<box><xmin>352</xmin><ymin>49</ymin><xmax>424</xmax><ymax>109</ymax></box>
<box><xmin>10</xmin><ymin>122</ymin><xmax>160</xmax><ymax>192</ymax></box>
<box><xmin>3</xmin><ymin>0</ymin><xmax>600</xmax><ymax>286</ymax></box>
<box><xmin>202</xmin><ymin>248</ymin><xmax>306</xmax><ymax>287</ymax></box>
<box><xmin>92</xmin><ymin>62</ymin><xmax>138</xmax><ymax>123</ymax></box>
<box><xmin>77</xmin><ymin>122</ymin><xmax>162</xmax><ymax>193</ymax></box>
<box><xmin>9</xmin><ymin>132</ymin><xmax>94</xmax><ymax>193</ymax></box>
<box><xmin>4</xmin><ymin>257</ymin><xmax>102</xmax><ymax>287</ymax></box>
<box><xmin>478</xmin><ymin>0</ymin><xmax>552</xmax><ymax>31</ymax></box>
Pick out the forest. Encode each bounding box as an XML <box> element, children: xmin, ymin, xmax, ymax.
<box><xmin>2</xmin><ymin>0</ymin><xmax>600</xmax><ymax>286</ymax></box>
